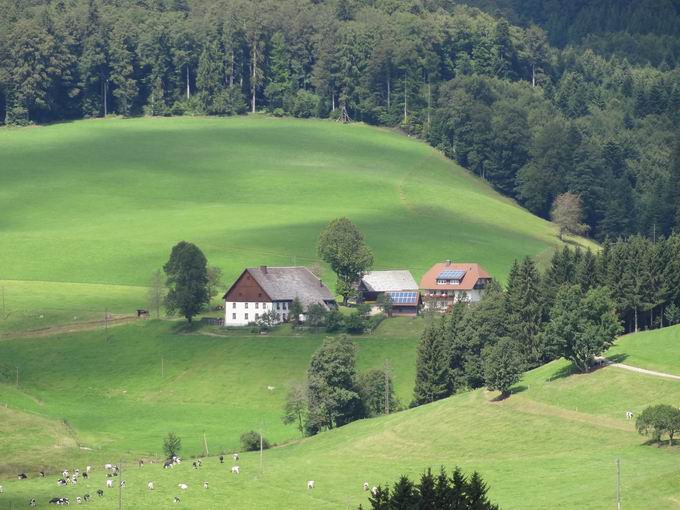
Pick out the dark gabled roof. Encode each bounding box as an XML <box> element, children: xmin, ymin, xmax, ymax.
<box><xmin>224</xmin><ymin>266</ymin><xmax>335</xmax><ymax>309</ymax></box>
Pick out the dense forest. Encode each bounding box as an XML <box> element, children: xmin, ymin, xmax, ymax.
<box><xmin>1</xmin><ymin>0</ymin><xmax>680</xmax><ymax>239</ymax></box>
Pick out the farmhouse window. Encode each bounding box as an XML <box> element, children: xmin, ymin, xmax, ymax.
<box><xmin>255</xmin><ymin>313</ymin><xmax>259</xmax><ymax>320</ymax></box>
<box><xmin>232</xmin><ymin>313</ymin><xmax>236</xmax><ymax>319</ymax></box>
<box><xmin>245</xmin><ymin>302</ymin><xmax>248</xmax><ymax>309</ymax></box>
<box><xmin>232</xmin><ymin>302</ymin><xmax>236</xmax><ymax>309</ymax></box>
<box><xmin>255</xmin><ymin>302</ymin><xmax>259</xmax><ymax>309</ymax></box>
<box><xmin>245</xmin><ymin>313</ymin><xmax>249</xmax><ymax>320</ymax></box>
<box><xmin>276</xmin><ymin>302</ymin><xmax>280</xmax><ymax>310</ymax></box>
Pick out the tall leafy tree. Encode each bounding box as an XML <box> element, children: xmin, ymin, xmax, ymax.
<box><xmin>317</xmin><ymin>217</ymin><xmax>374</xmax><ymax>304</ymax></box>
<box><xmin>163</xmin><ymin>241</ymin><xmax>209</xmax><ymax>323</ymax></box>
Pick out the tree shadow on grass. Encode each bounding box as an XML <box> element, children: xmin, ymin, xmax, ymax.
<box><xmin>548</xmin><ymin>353</ymin><xmax>629</xmax><ymax>381</ymax></box>
<box><xmin>490</xmin><ymin>385</ymin><xmax>527</xmax><ymax>402</ymax></box>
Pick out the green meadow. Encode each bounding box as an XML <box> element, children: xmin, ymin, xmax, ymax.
<box><xmin>0</xmin><ymin>116</ymin><xmax>581</xmax><ymax>334</ymax></box>
<box><xmin>0</xmin><ymin>323</ymin><xmax>678</xmax><ymax>509</ymax></box>
<box><xmin>606</xmin><ymin>325</ymin><xmax>680</xmax><ymax>375</ymax></box>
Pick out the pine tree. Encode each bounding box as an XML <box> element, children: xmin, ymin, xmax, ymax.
<box><xmin>389</xmin><ymin>476</ymin><xmax>418</xmax><ymax>509</ymax></box>
<box><xmin>576</xmin><ymin>248</ymin><xmax>598</xmax><ymax>292</ymax></box>
<box><xmin>412</xmin><ymin>323</ymin><xmax>449</xmax><ymax>406</ymax></box>
<box><xmin>264</xmin><ymin>31</ymin><xmax>293</xmax><ymax>111</ymax></box>
<box><xmin>506</xmin><ymin>257</ymin><xmax>545</xmax><ymax>365</ymax></box>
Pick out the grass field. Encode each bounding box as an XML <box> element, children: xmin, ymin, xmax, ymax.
<box><xmin>0</xmin><ymin>116</ymin><xmax>585</xmax><ymax>334</ymax></box>
<box><xmin>606</xmin><ymin>325</ymin><xmax>680</xmax><ymax>375</ymax></box>
<box><xmin>0</xmin><ymin>321</ymin><xmax>678</xmax><ymax>509</ymax></box>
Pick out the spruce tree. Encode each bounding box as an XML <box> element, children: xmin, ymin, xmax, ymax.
<box><xmin>412</xmin><ymin>323</ymin><xmax>449</xmax><ymax>406</ymax></box>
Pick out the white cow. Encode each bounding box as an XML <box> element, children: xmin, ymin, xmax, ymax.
<box><xmin>86</xmin><ymin>466</ymin><xmax>92</xmax><ymax>474</ymax></box>
<box><xmin>372</xmin><ymin>487</ymin><xmax>379</xmax><ymax>497</ymax></box>
<box><xmin>173</xmin><ymin>497</ymin><xmax>181</xmax><ymax>504</ymax></box>
<box><xmin>106</xmin><ymin>479</ymin><xmax>113</xmax><ymax>489</ymax></box>
<box><xmin>104</xmin><ymin>464</ymin><xmax>113</xmax><ymax>470</ymax></box>
<box><xmin>178</xmin><ymin>483</ymin><xmax>188</xmax><ymax>490</ymax></box>
<box><xmin>233</xmin><ymin>453</ymin><xmax>240</xmax><ymax>461</ymax></box>
<box><xmin>231</xmin><ymin>466</ymin><xmax>240</xmax><ymax>475</ymax></box>
<box><xmin>363</xmin><ymin>482</ymin><xmax>370</xmax><ymax>491</ymax></box>
<box><xmin>203</xmin><ymin>481</ymin><xmax>209</xmax><ymax>489</ymax></box>
<box><xmin>307</xmin><ymin>480</ymin><xmax>315</xmax><ymax>489</ymax></box>
<box><xmin>626</xmin><ymin>410</ymin><xmax>634</xmax><ymax>420</ymax></box>
<box><xmin>147</xmin><ymin>482</ymin><xmax>154</xmax><ymax>490</ymax></box>
<box><xmin>76</xmin><ymin>496</ymin><xmax>82</xmax><ymax>504</ymax></box>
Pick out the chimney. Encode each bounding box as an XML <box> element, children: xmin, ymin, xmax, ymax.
<box><xmin>445</xmin><ymin>259</ymin><xmax>452</xmax><ymax>266</ymax></box>
<box><xmin>260</xmin><ymin>265</ymin><xmax>267</xmax><ymax>274</ymax></box>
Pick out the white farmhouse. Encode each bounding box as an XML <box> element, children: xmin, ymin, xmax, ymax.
<box><xmin>223</xmin><ymin>266</ymin><xmax>336</xmax><ymax>326</ymax></box>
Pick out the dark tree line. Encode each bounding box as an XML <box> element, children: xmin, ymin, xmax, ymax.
<box><xmin>2</xmin><ymin>0</ymin><xmax>680</xmax><ymax>239</ymax></box>
<box><xmin>362</xmin><ymin>467</ymin><xmax>498</xmax><ymax>510</ymax></box>
<box><xmin>413</xmin><ymin>233</ymin><xmax>680</xmax><ymax>406</ymax></box>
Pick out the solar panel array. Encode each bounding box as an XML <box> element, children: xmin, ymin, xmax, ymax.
<box><xmin>385</xmin><ymin>291</ymin><xmax>419</xmax><ymax>304</ymax></box>
<box><xmin>437</xmin><ymin>270</ymin><xmax>466</xmax><ymax>280</ymax></box>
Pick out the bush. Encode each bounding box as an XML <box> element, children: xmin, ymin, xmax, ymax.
<box><xmin>292</xmin><ymin>90</ymin><xmax>321</xmax><ymax>118</ymax></box>
<box><xmin>636</xmin><ymin>404</ymin><xmax>680</xmax><ymax>446</ymax></box>
<box><xmin>305</xmin><ymin>303</ymin><xmax>328</xmax><ymax>328</ymax></box>
<box><xmin>163</xmin><ymin>432</ymin><xmax>182</xmax><ymax>458</ymax></box>
<box><xmin>344</xmin><ymin>311</ymin><xmax>366</xmax><ymax>334</ymax></box>
<box><xmin>325</xmin><ymin>309</ymin><xmax>344</xmax><ymax>332</ymax></box>
<box><xmin>240</xmin><ymin>430</ymin><xmax>270</xmax><ymax>451</ymax></box>
<box><xmin>272</xmin><ymin>107</ymin><xmax>285</xmax><ymax>117</ymax></box>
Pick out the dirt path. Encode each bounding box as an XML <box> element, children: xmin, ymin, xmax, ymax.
<box><xmin>0</xmin><ymin>315</ymin><xmax>140</xmax><ymax>341</ymax></box>
<box><xmin>606</xmin><ymin>361</ymin><xmax>680</xmax><ymax>381</ymax></box>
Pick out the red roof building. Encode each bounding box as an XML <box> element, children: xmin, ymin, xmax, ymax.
<box><xmin>420</xmin><ymin>260</ymin><xmax>492</xmax><ymax>310</ymax></box>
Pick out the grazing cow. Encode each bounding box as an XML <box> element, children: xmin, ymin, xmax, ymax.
<box><xmin>74</xmin><ymin>469</ymin><xmax>80</xmax><ymax>476</ymax></box>
<box><xmin>29</xmin><ymin>498</ymin><xmax>37</xmax><ymax>507</ymax></box>
<box><xmin>104</xmin><ymin>464</ymin><xmax>112</xmax><ymax>470</ymax></box>
<box><xmin>147</xmin><ymin>482</ymin><xmax>154</xmax><ymax>490</ymax></box>
<box><xmin>139</xmin><ymin>459</ymin><xmax>144</xmax><ymax>468</ymax></box>
<box><xmin>76</xmin><ymin>496</ymin><xmax>82</xmax><ymax>504</ymax></box>
<box><xmin>231</xmin><ymin>466</ymin><xmax>240</xmax><ymax>475</ymax></box>
<box><xmin>203</xmin><ymin>481</ymin><xmax>209</xmax><ymax>489</ymax></box>
<box><xmin>197</xmin><ymin>459</ymin><xmax>202</xmax><ymax>467</ymax></box>
<box><xmin>71</xmin><ymin>477</ymin><xmax>78</xmax><ymax>486</ymax></box>
<box><xmin>178</xmin><ymin>484</ymin><xmax>188</xmax><ymax>490</ymax></box>
<box><xmin>57</xmin><ymin>479</ymin><xmax>68</xmax><ymax>487</ymax></box>
<box><xmin>96</xmin><ymin>490</ymin><xmax>104</xmax><ymax>497</ymax></box>
<box><xmin>363</xmin><ymin>482</ymin><xmax>370</xmax><ymax>491</ymax></box>
<box><xmin>192</xmin><ymin>462</ymin><xmax>198</xmax><ymax>470</ymax></box>
<box><xmin>120</xmin><ymin>480</ymin><xmax>126</xmax><ymax>488</ymax></box>
<box><xmin>49</xmin><ymin>497</ymin><xmax>69</xmax><ymax>505</ymax></box>
<box><xmin>164</xmin><ymin>460</ymin><xmax>174</xmax><ymax>469</ymax></box>
<box><xmin>18</xmin><ymin>473</ymin><xmax>28</xmax><ymax>480</ymax></box>
<box><xmin>267</xmin><ymin>385</ymin><xmax>275</xmax><ymax>391</ymax></box>
<box><xmin>233</xmin><ymin>453</ymin><xmax>239</xmax><ymax>462</ymax></box>
<box><xmin>63</xmin><ymin>470</ymin><xmax>70</xmax><ymax>478</ymax></box>
<box><xmin>83</xmin><ymin>494</ymin><xmax>91</xmax><ymax>502</ymax></box>
<box><xmin>106</xmin><ymin>479</ymin><xmax>113</xmax><ymax>489</ymax></box>
<box><xmin>219</xmin><ymin>455</ymin><xmax>224</xmax><ymax>464</ymax></box>
<box><xmin>173</xmin><ymin>497</ymin><xmax>181</xmax><ymax>504</ymax></box>
<box><xmin>626</xmin><ymin>410</ymin><xmax>634</xmax><ymax>420</ymax></box>
<box><xmin>82</xmin><ymin>473</ymin><xmax>88</xmax><ymax>480</ymax></box>
<box><xmin>40</xmin><ymin>471</ymin><xmax>46</xmax><ymax>478</ymax></box>
<box><xmin>86</xmin><ymin>466</ymin><xmax>92</xmax><ymax>474</ymax></box>
<box><xmin>371</xmin><ymin>487</ymin><xmax>378</xmax><ymax>497</ymax></box>
<box><xmin>307</xmin><ymin>480</ymin><xmax>315</xmax><ymax>490</ymax></box>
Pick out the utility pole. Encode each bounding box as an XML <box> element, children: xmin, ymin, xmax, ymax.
<box><xmin>118</xmin><ymin>459</ymin><xmax>123</xmax><ymax>510</ymax></box>
<box><xmin>384</xmin><ymin>360</ymin><xmax>390</xmax><ymax>415</ymax></box>
<box><xmin>616</xmin><ymin>458</ymin><xmax>621</xmax><ymax>510</ymax></box>
<box><xmin>259</xmin><ymin>421</ymin><xmax>264</xmax><ymax>473</ymax></box>
<box><xmin>104</xmin><ymin>79</ymin><xmax>109</xmax><ymax>117</ymax></box>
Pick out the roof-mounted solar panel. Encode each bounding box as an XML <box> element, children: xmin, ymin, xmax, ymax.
<box><xmin>437</xmin><ymin>270</ymin><xmax>466</xmax><ymax>280</ymax></box>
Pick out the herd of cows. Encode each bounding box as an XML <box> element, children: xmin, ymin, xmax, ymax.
<box><xmin>1</xmin><ymin>453</ymin><xmax>380</xmax><ymax>506</ymax></box>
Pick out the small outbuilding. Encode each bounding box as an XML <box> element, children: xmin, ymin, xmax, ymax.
<box><xmin>357</xmin><ymin>270</ymin><xmax>420</xmax><ymax>316</ymax></box>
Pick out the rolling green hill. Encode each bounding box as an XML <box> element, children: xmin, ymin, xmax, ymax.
<box><xmin>0</xmin><ymin>116</ymin><xmax>588</xmax><ymax>334</ymax></box>
<box><xmin>0</xmin><ymin>321</ymin><xmax>678</xmax><ymax>509</ymax></box>
<box><xmin>606</xmin><ymin>324</ymin><xmax>680</xmax><ymax>375</ymax></box>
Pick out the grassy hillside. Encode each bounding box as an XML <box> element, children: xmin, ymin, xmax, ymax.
<box><xmin>0</xmin><ymin>332</ymin><xmax>678</xmax><ymax>509</ymax></box>
<box><xmin>606</xmin><ymin>325</ymin><xmax>680</xmax><ymax>375</ymax></box>
<box><xmin>0</xmin><ymin>319</ymin><xmax>421</xmax><ymax>472</ymax></box>
<box><xmin>0</xmin><ymin>116</ymin><xmax>585</xmax><ymax>334</ymax></box>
